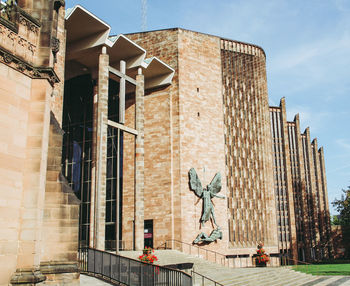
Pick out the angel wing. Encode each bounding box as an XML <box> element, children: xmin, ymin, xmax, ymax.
<box><xmin>188</xmin><ymin>168</ymin><xmax>203</xmax><ymax>197</ymax></box>
<box><xmin>208</xmin><ymin>172</ymin><xmax>222</xmax><ymax>197</ymax></box>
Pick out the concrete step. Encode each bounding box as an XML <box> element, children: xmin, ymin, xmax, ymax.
<box><xmin>313</xmin><ymin>276</ymin><xmax>350</xmax><ymax>286</ymax></box>
<box><xmin>119</xmin><ymin>250</ymin><xmax>350</xmax><ymax>286</ymax></box>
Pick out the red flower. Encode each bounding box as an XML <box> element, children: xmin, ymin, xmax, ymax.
<box><xmin>138</xmin><ymin>249</ymin><xmax>158</xmax><ymax>264</ymax></box>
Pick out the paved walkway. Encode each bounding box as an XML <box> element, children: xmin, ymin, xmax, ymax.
<box><xmin>80</xmin><ymin>274</ymin><xmax>113</xmax><ymax>285</ymax></box>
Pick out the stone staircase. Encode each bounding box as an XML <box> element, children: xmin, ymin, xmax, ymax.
<box><xmin>120</xmin><ymin>250</ymin><xmax>350</xmax><ymax>286</ymax></box>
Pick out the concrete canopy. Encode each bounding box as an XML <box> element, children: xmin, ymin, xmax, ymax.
<box><xmin>65</xmin><ymin>5</ymin><xmax>174</xmax><ymax>90</ymax></box>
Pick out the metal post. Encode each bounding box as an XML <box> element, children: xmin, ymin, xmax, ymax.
<box><xmin>94</xmin><ymin>250</ymin><xmax>96</xmax><ymax>274</ymax></box>
<box><xmin>102</xmin><ymin>252</ymin><xmax>104</xmax><ymax>277</ymax></box>
<box><xmin>139</xmin><ymin>262</ymin><xmax>142</xmax><ymax>286</ymax></box>
<box><xmin>118</xmin><ymin>255</ymin><xmax>121</xmax><ymax>281</ymax></box>
<box><xmin>116</xmin><ymin>128</ymin><xmax>121</xmax><ymax>254</ymax></box>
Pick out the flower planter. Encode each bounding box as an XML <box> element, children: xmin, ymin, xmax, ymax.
<box><xmin>143</xmin><ymin>249</ymin><xmax>151</xmax><ymax>255</ymax></box>
<box><xmin>255</xmin><ymin>242</ymin><xmax>269</xmax><ymax>267</ymax></box>
<box><xmin>139</xmin><ymin>248</ymin><xmax>158</xmax><ymax>264</ymax></box>
<box><xmin>256</xmin><ymin>260</ymin><xmax>267</xmax><ymax>267</ymax></box>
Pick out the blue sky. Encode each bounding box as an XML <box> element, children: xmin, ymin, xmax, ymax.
<box><xmin>66</xmin><ymin>0</ymin><xmax>350</xmax><ymax>214</ymax></box>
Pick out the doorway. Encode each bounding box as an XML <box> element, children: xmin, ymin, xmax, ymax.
<box><xmin>144</xmin><ymin>220</ymin><xmax>153</xmax><ymax>248</ymax></box>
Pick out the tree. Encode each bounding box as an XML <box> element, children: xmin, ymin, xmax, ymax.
<box><xmin>332</xmin><ymin>187</ymin><xmax>350</xmax><ymax>226</ymax></box>
<box><xmin>331</xmin><ymin>215</ymin><xmax>341</xmax><ymax>226</ymax></box>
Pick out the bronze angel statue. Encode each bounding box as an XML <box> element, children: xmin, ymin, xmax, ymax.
<box><xmin>189</xmin><ymin>168</ymin><xmax>225</xmax><ymax>227</ymax></box>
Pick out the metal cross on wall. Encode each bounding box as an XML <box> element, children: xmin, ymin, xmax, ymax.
<box><xmin>107</xmin><ymin>60</ymin><xmax>140</xmax><ymax>254</ymax></box>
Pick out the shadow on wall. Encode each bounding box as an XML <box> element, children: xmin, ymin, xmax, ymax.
<box><xmin>332</xmin><ymin>225</ymin><xmax>350</xmax><ymax>259</ymax></box>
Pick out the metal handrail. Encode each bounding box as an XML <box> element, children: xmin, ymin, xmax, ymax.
<box><xmin>191</xmin><ymin>270</ymin><xmax>224</xmax><ymax>286</ymax></box>
<box><xmin>287</xmin><ymin>258</ymin><xmax>313</xmax><ymax>265</ymax></box>
<box><xmin>280</xmin><ymin>256</ymin><xmax>314</xmax><ymax>266</ymax></box>
<box><xmin>79</xmin><ymin>247</ymin><xmax>193</xmax><ymax>286</ymax></box>
<box><xmin>161</xmin><ymin>239</ymin><xmax>230</xmax><ymax>267</ymax></box>
<box><xmin>284</xmin><ymin>257</ymin><xmax>321</xmax><ymax>275</ymax></box>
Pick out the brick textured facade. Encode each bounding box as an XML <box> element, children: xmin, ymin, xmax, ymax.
<box><xmin>221</xmin><ymin>39</ymin><xmax>278</xmax><ymax>253</ymax></box>
<box><xmin>126</xmin><ymin>29</ymin><xmax>230</xmax><ymax>254</ymax></box>
<box><xmin>270</xmin><ymin>100</ymin><xmax>333</xmax><ymax>261</ymax></box>
<box><xmin>127</xmin><ymin>29</ymin><xmax>333</xmax><ymax>262</ymax></box>
<box><xmin>127</xmin><ymin>29</ymin><xmax>281</xmax><ymax>258</ymax></box>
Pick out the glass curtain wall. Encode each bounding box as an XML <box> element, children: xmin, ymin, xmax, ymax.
<box><xmin>62</xmin><ymin>74</ymin><xmax>93</xmax><ymax>248</ymax></box>
<box><xmin>106</xmin><ymin>79</ymin><xmax>123</xmax><ymax>251</ymax></box>
<box><xmin>62</xmin><ymin>76</ymin><xmax>123</xmax><ymax>250</ymax></box>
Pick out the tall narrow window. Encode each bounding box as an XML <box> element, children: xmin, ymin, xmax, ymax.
<box><xmin>62</xmin><ymin>74</ymin><xmax>93</xmax><ymax>248</ymax></box>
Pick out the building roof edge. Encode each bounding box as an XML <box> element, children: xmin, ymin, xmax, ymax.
<box><xmin>123</xmin><ymin>27</ymin><xmax>266</xmax><ymax>57</ymax></box>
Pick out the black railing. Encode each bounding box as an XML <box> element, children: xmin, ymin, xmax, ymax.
<box><xmin>282</xmin><ymin>257</ymin><xmax>315</xmax><ymax>273</ymax></box>
<box><xmin>79</xmin><ymin>248</ymin><xmax>193</xmax><ymax>286</ymax></box>
<box><xmin>191</xmin><ymin>271</ymin><xmax>224</xmax><ymax>286</ymax></box>
<box><xmin>161</xmin><ymin>240</ymin><xmax>229</xmax><ymax>267</ymax></box>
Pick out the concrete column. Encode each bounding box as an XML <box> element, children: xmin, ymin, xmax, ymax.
<box><xmin>119</xmin><ymin>60</ymin><xmax>126</xmax><ymax>124</ymax></box>
<box><xmin>294</xmin><ymin>114</ymin><xmax>312</xmax><ymax>262</ymax></box>
<box><xmin>94</xmin><ymin>47</ymin><xmax>109</xmax><ymax>250</ymax></box>
<box><xmin>89</xmin><ymin>84</ymin><xmax>98</xmax><ymax>248</ymax></box>
<box><xmin>280</xmin><ymin>98</ymin><xmax>298</xmax><ymax>261</ymax></box>
<box><xmin>318</xmin><ymin>147</ymin><xmax>334</xmax><ymax>258</ymax></box>
<box><xmin>134</xmin><ymin>68</ymin><xmax>145</xmax><ymax>251</ymax></box>
<box><xmin>304</xmin><ymin>127</ymin><xmax>320</xmax><ymax>260</ymax></box>
<box><xmin>312</xmin><ymin>139</ymin><xmax>326</xmax><ymax>254</ymax></box>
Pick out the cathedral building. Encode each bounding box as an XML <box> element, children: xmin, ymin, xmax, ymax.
<box><xmin>270</xmin><ymin>100</ymin><xmax>333</xmax><ymax>261</ymax></box>
<box><xmin>0</xmin><ymin>1</ymin><xmax>332</xmax><ymax>285</ymax></box>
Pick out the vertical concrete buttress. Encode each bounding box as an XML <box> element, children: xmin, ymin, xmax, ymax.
<box><xmin>135</xmin><ymin>71</ymin><xmax>145</xmax><ymax>251</ymax></box>
<box><xmin>94</xmin><ymin>48</ymin><xmax>109</xmax><ymax>250</ymax></box>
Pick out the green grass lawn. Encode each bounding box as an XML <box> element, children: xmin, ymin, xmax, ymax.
<box><xmin>292</xmin><ymin>264</ymin><xmax>350</xmax><ymax>276</ymax></box>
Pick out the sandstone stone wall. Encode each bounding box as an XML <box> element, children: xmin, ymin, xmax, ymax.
<box><xmin>221</xmin><ymin>39</ymin><xmax>278</xmax><ymax>253</ymax></box>
<box><xmin>0</xmin><ymin>1</ymin><xmax>79</xmax><ymax>284</ymax></box>
<box><xmin>0</xmin><ymin>64</ymin><xmax>32</xmax><ymax>286</ymax></box>
<box><xmin>286</xmin><ymin>115</ymin><xmax>333</xmax><ymax>261</ymax></box>
<box><xmin>318</xmin><ymin>147</ymin><xmax>334</xmax><ymax>257</ymax></box>
<box><xmin>287</xmin><ymin>116</ymin><xmax>312</xmax><ymax>261</ymax></box>
<box><xmin>177</xmin><ymin>29</ymin><xmax>228</xmax><ymax>253</ymax></box>
<box><xmin>41</xmin><ymin>116</ymin><xmax>79</xmax><ymax>263</ymax></box>
<box><xmin>126</xmin><ymin>29</ymin><xmax>179</xmax><ymax>249</ymax></box>
<box><xmin>126</xmin><ymin>29</ymin><xmax>280</xmax><ymax>256</ymax></box>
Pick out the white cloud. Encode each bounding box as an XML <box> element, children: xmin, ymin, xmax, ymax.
<box><xmin>286</xmin><ymin>105</ymin><xmax>330</xmax><ymax>133</ymax></box>
<box><xmin>336</xmin><ymin>139</ymin><xmax>350</xmax><ymax>150</ymax></box>
<box><xmin>270</xmin><ymin>33</ymin><xmax>350</xmax><ymax>72</ymax></box>
<box><xmin>327</xmin><ymin>163</ymin><xmax>350</xmax><ymax>174</ymax></box>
